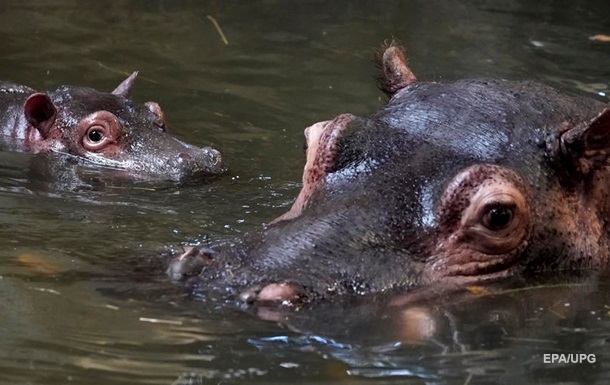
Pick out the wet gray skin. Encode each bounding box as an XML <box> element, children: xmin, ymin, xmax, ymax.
<box><xmin>0</xmin><ymin>72</ymin><xmax>224</xmax><ymax>182</ymax></box>
<box><xmin>170</xmin><ymin>43</ymin><xmax>610</xmax><ymax>305</ymax></box>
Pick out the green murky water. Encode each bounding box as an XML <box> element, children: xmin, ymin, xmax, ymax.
<box><xmin>1</xmin><ymin>1</ymin><xmax>610</xmax><ymax>384</ymax></box>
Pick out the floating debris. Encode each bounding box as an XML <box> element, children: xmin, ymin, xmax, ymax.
<box><xmin>139</xmin><ymin>317</ymin><xmax>183</xmax><ymax>326</ymax></box>
<box><xmin>33</xmin><ymin>287</ymin><xmax>61</xmax><ymax>295</ymax></box>
<box><xmin>207</xmin><ymin>15</ymin><xmax>229</xmax><ymax>45</ymax></box>
<box><xmin>17</xmin><ymin>252</ymin><xmax>60</xmax><ymax>275</ymax></box>
<box><xmin>590</xmin><ymin>34</ymin><xmax>610</xmax><ymax>42</ymax></box>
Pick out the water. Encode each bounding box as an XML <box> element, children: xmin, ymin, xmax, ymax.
<box><xmin>1</xmin><ymin>0</ymin><xmax>610</xmax><ymax>384</ymax></box>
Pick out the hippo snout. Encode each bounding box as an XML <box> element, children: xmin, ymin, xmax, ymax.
<box><xmin>169</xmin><ymin>146</ymin><xmax>224</xmax><ymax>179</ymax></box>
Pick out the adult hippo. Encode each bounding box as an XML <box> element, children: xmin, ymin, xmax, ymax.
<box><xmin>0</xmin><ymin>72</ymin><xmax>224</xmax><ymax>182</ymax></box>
<box><xmin>170</xmin><ymin>42</ymin><xmax>610</xmax><ymax>305</ymax></box>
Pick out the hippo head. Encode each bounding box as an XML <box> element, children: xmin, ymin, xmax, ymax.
<box><xmin>172</xmin><ymin>43</ymin><xmax>610</xmax><ymax>305</ymax></box>
<box><xmin>22</xmin><ymin>72</ymin><xmax>224</xmax><ymax>182</ymax></box>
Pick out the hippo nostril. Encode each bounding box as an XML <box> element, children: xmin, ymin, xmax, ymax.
<box><xmin>171</xmin><ymin>147</ymin><xmax>224</xmax><ymax>178</ymax></box>
<box><xmin>166</xmin><ymin>247</ymin><xmax>218</xmax><ymax>280</ymax></box>
<box><xmin>238</xmin><ymin>285</ymin><xmax>263</xmax><ymax>303</ymax></box>
<box><xmin>206</xmin><ymin>148</ymin><xmax>222</xmax><ymax>166</ymax></box>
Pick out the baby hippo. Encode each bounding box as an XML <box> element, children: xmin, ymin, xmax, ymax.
<box><xmin>171</xmin><ymin>42</ymin><xmax>610</xmax><ymax>306</ymax></box>
<box><xmin>0</xmin><ymin>72</ymin><xmax>223</xmax><ymax>182</ymax></box>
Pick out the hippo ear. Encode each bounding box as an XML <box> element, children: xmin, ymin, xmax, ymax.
<box><xmin>111</xmin><ymin>71</ymin><xmax>138</xmax><ymax>98</ymax></box>
<box><xmin>145</xmin><ymin>101</ymin><xmax>167</xmax><ymax>132</ymax></box>
<box><xmin>557</xmin><ymin>106</ymin><xmax>610</xmax><ymax>181</ymax></box>
<box><xmin>24</xmin><ymin>93</ymin><xmax>57</xmax><ymax>139</ymax></box>
<box><xmin>375</xmin><ymin>41</ymin><xmax>417</xmax><ymax>97</ymax></box>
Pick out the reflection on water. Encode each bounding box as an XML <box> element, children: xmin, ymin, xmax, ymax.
<box><xmin>1</xmin><ymin>0</ymin><xmax>610</xmax><ymax>384</ymax></box>
<box><xmin>245</xmin><ymin>275</ymin><xmax>610</xmax><ymax>384</ymax></box>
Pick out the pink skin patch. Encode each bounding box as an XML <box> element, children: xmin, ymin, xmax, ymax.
<box><xmin>256</xmin><ymin>283</ymin><xmax>300</xmax><ymax>302</ymax></box>
<box><xmin>273</xmin><ymin>113</ymin><xmax>355</xmax><ymax>223</ymax></box>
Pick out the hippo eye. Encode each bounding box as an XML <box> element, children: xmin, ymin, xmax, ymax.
<box><xmin>82</xmin><ymin>125</ymin><xmax>110</xmax><ymax>151</ymax></box>
<box><xmin>88</xmin><ymin>129</ymin><xmax>104</xmax><ymax>142</ymax></box>
<box><xmin>481</xmin><ymin>204</ymin><xmax>515</xmax><ymax>231</ymax></box>
<box><xmin>302</xmin><ymin>140</ymin><xmax>308</xmax><ymax>154</ymax></box>
<box><xmin>443</xmin><ymin>167</ymin><xmax>530</xmax><ymax>256</ymax></box>
<box><xmin>79</xmin><ymin>111</ymin><xmax>121</xmax><ymax>152</ymax></box>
